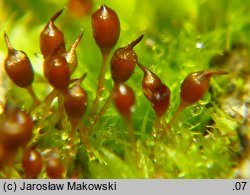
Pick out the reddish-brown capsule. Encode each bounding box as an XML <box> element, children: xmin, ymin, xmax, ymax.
<box><xmin>111</xmin><ymin>35</ymin><xmax>144</xmax><ymax>83</ymax></box>
<box><xmin>45</xmin><ymin>153</ymin><xmax>64</xmax><ymax>179</ymax></box>
<box><xmin>40</xmin><ymin>9</ymin><xmax>66</xmax><ymax>58</ymax></box>
<box><xmin>65</xmin><ymin>31</ymin><xmax>83</xmax><ymax>74</ymax></box>
<box><xmin>0</xmin><ymin>144</ymin><xmax>7</xmax><ymax>168</ymax></box>
<box><xmin>113</xmin><ymin>83</ymin><xmax>135</xmax><ymax>119</ymax></box>
<box><xmin>180</xmin><ymin>70</ymin><xmax>228</xmax><ymax>106</ymax></box>
<box><xmin>44</xmin><ymin>49</ymin><xmax>70</xmax><ymax>91</ymax></box>
<box><xmin>0</xmin><ymin>108</ymin><xmax>33</xmax><ymax>148</ymax></box>
<box><xmin>92</xmin><ymin>4</ymin><xmax>120</xmax><ymax>55</ymax></box>
<box><xmin>22</xmin><ymin>148</ymin><xmax>43</xmax><ymax>178</ymax></box>
<box><xmin>68</xmin><ymin>0</ymin><xmax>93</xmax><ymax>18</ymax></box>
<box><xmin>137</xmin><ymin>63</ymin><xmax>170</xmax><ymax>118</ymax></box>
<box><xmin>3</xmin><ymin>32</ymin><xmax>34</xmax><ymax>88</ymax></box>
<box><xmin>0</xmin><ymin>143</ymin><xmax>17</xmax><ymax>169</ymax></box>
<box><xmin>64</xmin><ymin>75</ymin><xmax>87</xmax><ymax>119</ymax></box>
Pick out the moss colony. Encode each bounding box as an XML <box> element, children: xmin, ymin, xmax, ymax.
<box><xmin>0</xmin><ymin>0</ymin><xmax>250</xmax><ymax>178</ymax></box>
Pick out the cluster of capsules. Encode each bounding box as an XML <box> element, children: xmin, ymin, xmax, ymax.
<box><xmin>0</xmin><ymin>8</ymin><xmax>84</xmax><ymax>178</ymax></box>
<box><xmin>0</xmin><ymin>3</ymin><xmax>228</xmax><ymax>178</ymax></box>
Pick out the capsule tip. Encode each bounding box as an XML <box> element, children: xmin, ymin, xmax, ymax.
<box><xmin>50</xmin><ymin>8</ymin><xmax>64</xmax><ymax>22</ymax></box>
<box><xmin>100</xmin><ymin>4</ymin><xmax>108</xmax><ymax>10</ymax></box>
<box><xmin>3</xmin><ymin>31</ymin><xmax>14</xmax><ymax>51</ymax></box>
<box><xmin>77</xmin><ymin>31</ymin><xmax>84</xmax><ymax>42</ymax></box>
<box><xmin>128</xmin><ymin>34</ymin><xmax>144</xmax><ymax>49</ymax></box>
<box><xmin>74</xmin><ymin>73</ymin><xmax>87</xmax><ymax>86</ymax></box>
<box><xmin>136</xmin><ymin>62</ymin><xmax>148</xmax><ymax>74</ymax></box>
<box><xmin>203</xmin><ymin>70</ymin><xmax>229</xmax><ymax>78</ymax></box>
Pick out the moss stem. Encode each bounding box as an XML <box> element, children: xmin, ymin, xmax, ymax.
<box><xmin>88</xmin><ymin>87</ymin><xmax>114</xmax><ymax>133</ymax></box>
<box><xmin>58</xmin><ymin>94</ymin><xmax>67</xmax><ymax>129</ymax></box>
<box><xmin>152</xmin><ymin>116</ymin><xmax>161</xmax><ymax>138</ymax></box>
<box><xmin>90</xmin><ymin>53</ymin><xmax>109</xmax><ymax>117</ymax></box>
<box><xmin>26</xmin><ymin>85</ymin><xmax>41</xmax><ymax>106</ymax></box>
<box><xmin>124</xmin><ymin>116</ymin><xmax>143</xmax><ymax>177</ymax></box>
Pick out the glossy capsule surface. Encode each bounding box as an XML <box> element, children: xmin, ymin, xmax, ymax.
<box><xmin>40</xmin><ymin>9</ymin><xmax>66</xmax><ymax>58</ymax></box>
<box><xmin>22</xmin><ymin>148</ymin><xmax>43</xmax><ymax>178</ymax></box>
<box><xmin>180</xmin><ymin>70</ymin><xmax>228</xmax><ymax>106</ymax></box>
<box><xmin>45</xmin><ymin>154</ymin><xmax>64</xmax><ymax>179</ymax></box>
<box><xmin>0</xmin><ymin>109</ymin><xmax>33</xmax><ymax>148</ymax></box>
<box><xmin>137</xmin><ymin>63</ymin><xmax>170</xmax><ymax>118</ymax></box>
<box><xmin>92</xmin><ymin>4</ymin><xmax>120</xmax><ymax>54</ymax></box>
<box><xmin>64</xmin><ymin>77</ymin><xmax>87</xmax><ymax>119</ymax></box>
<box><xmin>44</xmin><ymin>49</ymin><xmax>70</xmax><ymax>91</ymax></box>
<box><xmin>113</xmin><ymin>83</ymin><xmax>135</xmax><ymax>119</ymax></box>
<box><xmin>4</xmin><ymin>33</ymin><xmax>34</xmax><ymax>88</ymax></box>
<box><xmin>111</xmin><ymin>35</ymin><xmax>144</xmax><ymax>83</ymax></box>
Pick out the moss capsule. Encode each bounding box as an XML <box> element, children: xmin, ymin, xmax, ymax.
<box><xmin>4</xmin><ymin>32</ymin><xmax>34</xmax><ymax>88</ymax></box>
<box><xmin>45</xmin><ymin>152</ymin><xmax>64</xmax><ymax>179</ymax></box>
<box><xmin>0</xmin><ymin>143</ymin><xmax>17</xmax><ymax>169</ymax></box>
<box><xmin>40</xmin><ymin>9</ymin><xmax>66</xmax><ymax>58</ymax></box>
<box><xmin>180</xmin><ymin>70</ymin><xmax>228</xmax><ymax>107</ymax></box>
<box><xmin>64</xmin><ymin>76</ymin><xmax>87</xmax><ymax>119</ymax></box>
<box><xmin>68</xmin><ymin>0</ymin><xmax>93</xmax><ymax>18</ymax></box>
<box><xmin>0</xmin><ymin>108</ymin><xmax>33</xmax><ymax>148</ymax></box>
<box><xmin>137</xmin><ymin>62</ymin><xmax>170</xmax><ymax>118</ymax></box>
<box><xmin>113</xmin><ymin>83</ymin><xmax>135</xmax><ymax>119</ymax></box>
<box><xmin>111</xmin><ymin>35</ymin><xmax>144</xmax><ymax>83</ymax></box>
<box><xmin>44</xmin><ymin>49</ymin><xmax>70</xmax><ymax>91</ymax></box>
<box><xmin>92</xmin><ymin>4</ymin><xmax>120</xmax><ymax>55</ymax></box>
<box><xmin>22</xmin><ymin>148</ymin><xmax>43</xmax><ymax>179</ymax></box>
